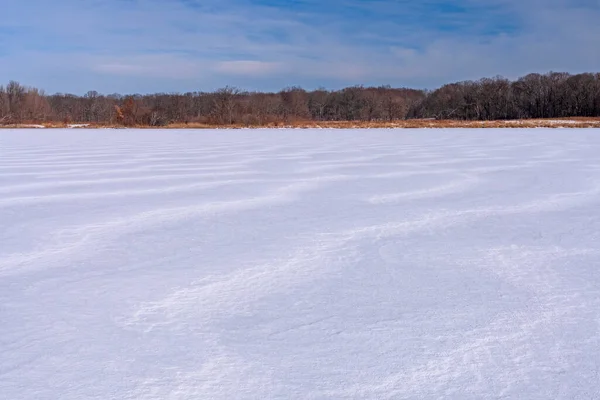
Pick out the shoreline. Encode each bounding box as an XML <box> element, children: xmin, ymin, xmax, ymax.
<box><xmin>2</xmin><ymin>118</ymin><xmax>600</xmax><ymax>130</ymax></box>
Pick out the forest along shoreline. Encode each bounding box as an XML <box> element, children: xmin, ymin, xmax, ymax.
<box><xmin>1</xmin><ymin>72</ymin><xmax>600</xmax><ymax>128</ymax></box>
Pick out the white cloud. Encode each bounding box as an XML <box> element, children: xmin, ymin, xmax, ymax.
<box><xmin>89</xmin><ymin>55</ymin><xmax>207</xmax><ymax>79</ymax></box>
<box><xmin>215</xmin><ymin>61</ymin><xmax>284</xmax><ymax>76</ymax></box>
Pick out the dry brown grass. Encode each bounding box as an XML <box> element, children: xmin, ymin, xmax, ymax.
<box><xmin>113</xmin><ymin>118</ymin><xmax>600</xmax><ymax>129</ymax></box>
<box><xmin>2</xmin><ymin>118</ymin><xmax>600</xmax><ymax>129</ymax></box>
<box><xmin>154</xmin><ymin>118</ymin><xmax>600</xmax><ymax>129</ymax></box>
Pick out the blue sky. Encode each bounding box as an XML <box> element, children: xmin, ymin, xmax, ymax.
<box><xmin>1</xmin><ymin>0</ymin><xmax>599</xmax><ymax>94</ymax></box>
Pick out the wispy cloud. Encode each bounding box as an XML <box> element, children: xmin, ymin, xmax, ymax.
<box><xmin>0</xmin><ymin>0</ymin><xmax>598</xmax><ymax>93</ymax></box>
<box><xmin>215</xmin><ymin>61</ymin><xmax>284</xmax><ymax>76</ymax></box>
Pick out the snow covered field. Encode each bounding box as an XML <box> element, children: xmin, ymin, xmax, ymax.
<box><xmin>1</xmin><ymin>128</ymin><xmax>600</xmax><ymax>399</ymax></box>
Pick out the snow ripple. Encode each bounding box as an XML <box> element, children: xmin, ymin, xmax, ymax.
<box><xmin>1</xmin><ymin>128</ymin><xmax>600</xmax><ymax>400</ymax></box>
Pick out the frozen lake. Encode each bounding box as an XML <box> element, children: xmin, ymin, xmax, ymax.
<box><xmin>1</xmin><ymin>128</ymin><xmax>600</xmax><ymax>399</ymax></box>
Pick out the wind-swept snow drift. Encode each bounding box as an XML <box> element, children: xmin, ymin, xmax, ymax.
<box><xmin>1</xmin><ymin>128</ymin><xmax>600</xmax><ymax>399</ymax></box>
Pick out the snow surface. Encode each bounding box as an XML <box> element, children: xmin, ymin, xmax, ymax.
<box><xmin>1</xmin><ymin>128</ymin><xmax>600</xmax><ymax>399</ymax></box>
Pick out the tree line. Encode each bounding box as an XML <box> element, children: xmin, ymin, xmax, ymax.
<box><xmin>1</xmin><ymin>71</ymin><xmax>599</xmax><ymax>126</ymax></box>
<box><xmin>409</xmin><ymin>72</ymin><xmax>600</xmax><ymax>120</ymax></box>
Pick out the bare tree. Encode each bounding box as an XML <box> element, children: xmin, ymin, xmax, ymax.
<box><xmin>211</xmin><ymin>86</ymin><xmax>240</xmax><ymax>125</ymax></box>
